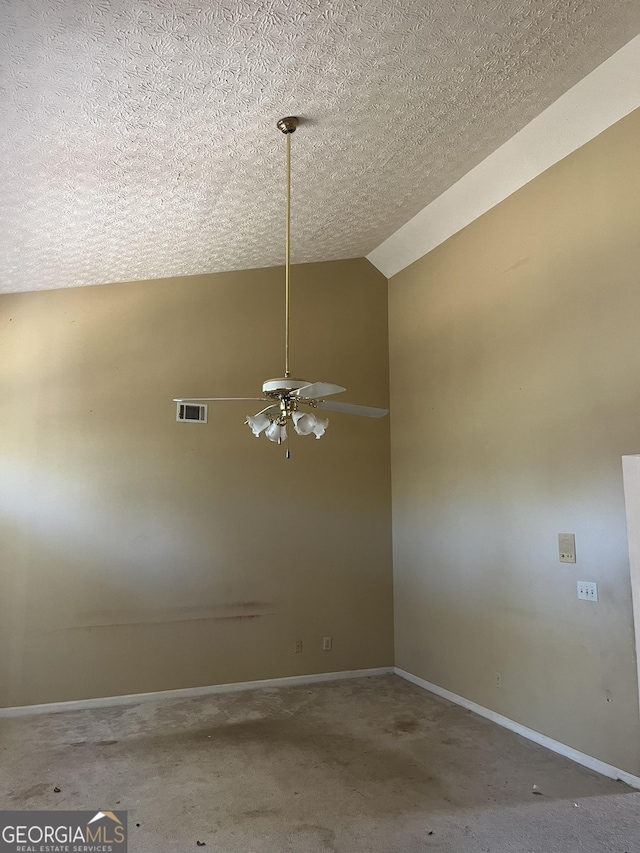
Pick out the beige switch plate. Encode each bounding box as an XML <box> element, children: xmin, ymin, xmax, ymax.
<box><xmin>559</xmin><ymin>533</ymin><xmax>576</xmax><ymax>563</ymax></box>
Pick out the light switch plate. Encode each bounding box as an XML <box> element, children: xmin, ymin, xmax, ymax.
<box><xmin>577</xmin><ymin>581</ymin><xmax>598</xmax><ymax>601</ymax></box>
<box><xmin>559</xmin><ymin>533</ymin><xmax>576</xmax><ymax>563</ymax></box>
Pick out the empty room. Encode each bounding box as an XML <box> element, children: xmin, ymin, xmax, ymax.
<box><xmin>2</xmin><ymin>2</ymin><xmax>640</xmax><ymax>851</ymax></box>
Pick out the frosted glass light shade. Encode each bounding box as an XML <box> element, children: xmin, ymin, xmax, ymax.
<box><xmin>312</xmin><ymin>417</ymin><xmax>329</xmax><ymax>439</ymax></box>
<box><xmin>265</xmin><ymin>421</ymin><xmax>287</xmax><ymax>443</ymax></box>
<box><xmin>292</xmin><ymin>411</ymin><xmax>316</xmax><ymax>435</ymax></box>
<box><xmin>292</xmin><ymin>411</ymin><xmax>328</xmax><ymax>439</ymax></box>
<box><xmin>246</xmin><ymin>413</ymin><xmax>270</xmax><ymax>436</ymax></box>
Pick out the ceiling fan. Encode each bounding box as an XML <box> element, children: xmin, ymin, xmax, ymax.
<box><xmin>174</xmin><ymin>116</ymin><xmax>388</xmax><ymax>455</ymax></box>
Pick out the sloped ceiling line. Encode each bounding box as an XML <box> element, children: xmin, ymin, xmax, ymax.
<box><xmin>367</xmin><ymin>34</ymin><xmax>640</xmax><ymax>279</ymax></box>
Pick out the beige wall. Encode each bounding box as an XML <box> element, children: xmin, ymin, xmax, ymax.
<box><xmin>389</xmin><ymin>108</ymin><xmax>640</xmax><ymax>774</ymax></box>
<box><xmin>0</xmin><ymin>258</ymin><xmax>393</xmax><ymax>707</ymax></box>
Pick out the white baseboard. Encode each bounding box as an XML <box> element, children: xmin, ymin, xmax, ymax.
<box><xmin>395</xmin><ymin>667</ymin><xmax>640</xmax><ymax>790</ymax></box>
<box><xmin>0</xmin><ymin>667</ymin><xmax>394</xmax><ymax>718</ymax></box>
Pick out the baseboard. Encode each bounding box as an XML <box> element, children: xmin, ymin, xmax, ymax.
<box><xmin>0</xmin><ymin>667</ymin><xmax>394</xmax><ymax>718</ymax></box>
<box><xmin>395</xmin><ymin>667</ymin><xmax>640</xmax><ymax>790</ymax></box>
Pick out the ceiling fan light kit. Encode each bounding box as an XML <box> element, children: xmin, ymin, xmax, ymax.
<box><xmin>174</xmin><ymin>116</ymin><xmax>388</xmax><ymax>457</ymax></box>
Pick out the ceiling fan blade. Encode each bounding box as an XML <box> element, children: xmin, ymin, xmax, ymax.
<box><xmin>292</xmin><ymin>382</ymin><xmax>346</xmax><ymax>400</ymax></box>
<box><xmin>314</xmin><ymin>400</ymin><xmax>389</xmax><ymax>418</ymax></box>
<box><xmin>252</xmin><ymin>404</ymin><xmax>280</xmax><ymax>417</ymax></box>
<box><xmin>173</xmin><ymin>397</ymin><xmax>268</xmax><ymax>402</ymax></box>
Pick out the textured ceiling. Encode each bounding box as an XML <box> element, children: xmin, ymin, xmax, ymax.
<box><xmin>1</xmin><ymin>1</ymin><xmax>640</xmax><ymax>293</ymax></box>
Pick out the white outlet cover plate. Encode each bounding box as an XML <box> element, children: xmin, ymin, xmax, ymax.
<box><xmin>577</xmin><ymin>581</ymin><xmax>598</xmax><ymax>601</ymax></box>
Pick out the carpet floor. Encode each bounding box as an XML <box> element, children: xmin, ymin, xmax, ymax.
<box><xmin>1</xmin><ymin>674</ymin><xmax>639</xmax><ymax>852</ymax></box>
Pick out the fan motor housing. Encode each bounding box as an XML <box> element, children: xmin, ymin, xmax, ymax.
<box><xmin>262</xmin><ymin>377</ymin><xmax>310</xmax><ymax>396</ymax></box>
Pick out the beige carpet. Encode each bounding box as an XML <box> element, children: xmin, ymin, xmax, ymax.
<box><xmin>1</xmin><ymin>674</ymin><xmax>638</xmax><ymax>852</ymax></box>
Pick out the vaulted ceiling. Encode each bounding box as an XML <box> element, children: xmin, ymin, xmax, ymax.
<box><xmin>2</xmin><ymin>0</ymin><xmax>640</xmax><ymax>293</ymax></box>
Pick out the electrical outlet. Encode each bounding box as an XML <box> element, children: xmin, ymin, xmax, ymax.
<box><xmin>294</xmin><ymin>639</ymin><xmax>303</xmax><ymax>653</ymax></box>
<box><xmin>577</xmin><ymin>581</ymin><xmax>598</xmax><ymax>602</ymax></box>
<box><xmin>495</xmin><ymin>671</ymin><xmax>502</xmax><ymax>689</ymax></box>
<box><xmin>559</xmin><ymin>533</ymin><xmax>576</xmax><ymax>563</ymax></box>
<box><xmin>323</xmin><ymin>636</ymin><xmax>332</xmax><ymax>651</ymax></box>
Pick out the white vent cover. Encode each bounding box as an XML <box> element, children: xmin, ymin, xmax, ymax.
<box><xmin>176</xmin><ymin>403</ymin><xmax>208</xmax><ymax>423</ymax></box>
